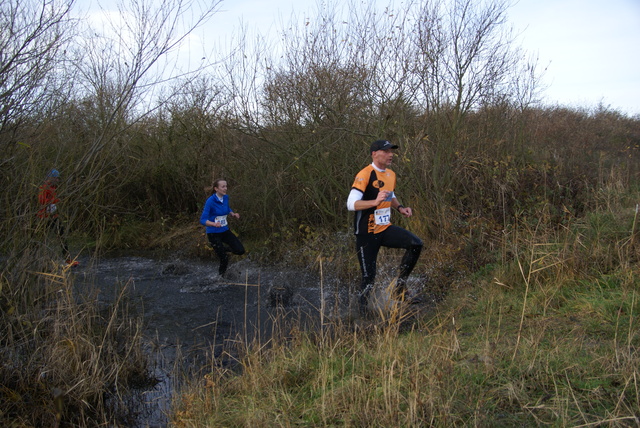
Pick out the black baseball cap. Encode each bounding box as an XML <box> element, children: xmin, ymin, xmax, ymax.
<box><xmin>370</xmin><ymin>140</ymin><xmax>398</xmax><ymax>152</ymax></box>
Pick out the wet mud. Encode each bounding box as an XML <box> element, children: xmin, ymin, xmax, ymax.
<box><xmin>73</xmin><ymin>254</ymin><xmax>341</xmax><ymax>426</ymax></box>
<box><xmin>72</xmin><ymin>253</ymin><xmax>434</xmax><ymax>426</ymax></box>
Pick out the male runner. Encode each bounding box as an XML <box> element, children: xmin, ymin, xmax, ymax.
<box><xmin>346</xmin><ymin>140</ymin><xmax>423</xmax><ymax>311</ymax></box>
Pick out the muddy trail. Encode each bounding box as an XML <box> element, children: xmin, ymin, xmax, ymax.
<box><xmin>73</xmin><ymin>253</ymin><xmax>349</xmax><ymax>426</ymax></box>
<box><xmin>71</xmin><ymin>252</ymin><xmax>435</xmax><ymax>427</ymax></box>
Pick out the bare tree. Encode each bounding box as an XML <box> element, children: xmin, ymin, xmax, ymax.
<box><xmin>72</xmin><ymin>0</ymin><xmax>222</xmax><ymax>165</ymax></box>
<box><xmin>411</xmin><ymin>0</ymin><xmax>540</xmax><ymax>139</ymax></box>
<box><xmin>0</xmin><ymin>0</ymin><xmax>76</xmax><ymax>142</ymax></box>
<box><xmin>227</xmin><ymin>0</ymin><xmax>541</xmax><ymax>141</ymax></box>
<box><xmin>55</xmin><ymin>0</ymin><xmax>223</xmax><ymax>231</ymax></box>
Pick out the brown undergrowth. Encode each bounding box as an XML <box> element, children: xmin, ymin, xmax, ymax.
<box><xmin>0</xmin><ymin>248</ymin><xmax>151</xmax><ymax>426</ymax></box>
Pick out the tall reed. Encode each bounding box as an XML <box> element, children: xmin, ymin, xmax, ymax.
<box><xmin>0</xmin><ymin>250</ymin><xmax>150</xmax><ymax>426</ymax></box>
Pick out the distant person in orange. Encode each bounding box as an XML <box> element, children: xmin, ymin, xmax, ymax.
<box><xmin>38</xmin><ymin>169</ymin><xmax>78</xmax><ymax>266</ymax></box>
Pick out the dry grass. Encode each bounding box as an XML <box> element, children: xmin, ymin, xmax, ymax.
<box><xmin>0</xmin><ymin>249</ymin><xmax>150</xmax><ymax>426</ymax></box>
<box><xmin>170</xmin><ymin>199</ymin><xmax>640</xmax><ymax>427</ymax></box>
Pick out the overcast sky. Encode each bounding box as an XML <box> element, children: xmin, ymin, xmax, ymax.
<box><xmin>507</xmin><ymin>0</ymin><xmax>640</xmax><ymax>116</ymax></box>
<box><xmin>82</xmin><ymin>0</ymin><xmax>640</xmax><ymax>116</ymax></box>
<box><xmin>210</xmin><ymin>0</ymin><xmax>640</xmax><ymax>116</ymax></box>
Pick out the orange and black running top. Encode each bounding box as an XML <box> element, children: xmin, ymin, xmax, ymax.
<box><xmin>351</xmin><ymin>164</ymin><xmax>396</xmax><ymax>235</ymax></box>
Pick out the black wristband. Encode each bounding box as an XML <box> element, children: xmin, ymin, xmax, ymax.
<box><xmin>397</xmin><ymin>205</ymin><xmax>405</xmax><ymax>210</ymax></box>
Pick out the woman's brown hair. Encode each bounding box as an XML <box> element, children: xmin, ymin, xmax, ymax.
<box><xmin>205</xmin><ymin>178</ymin><xmax>226</xmax><ymax>196</ymax></box>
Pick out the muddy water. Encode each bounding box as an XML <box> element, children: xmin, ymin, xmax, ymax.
<box><xmin>74</xmin><ymin>253</ymin><xmax>348</xmax><ymax>427</ymax></box>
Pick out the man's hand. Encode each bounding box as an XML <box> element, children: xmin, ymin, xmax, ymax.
<box><xmin>376</xmin><ymin>190</ymin><xmax>390</xmax><ymax>204</ymax></box>
<box><xmin>398</xmin><ymin>206</ymin><xmax>413</xmax><ymax>217</ymax></box>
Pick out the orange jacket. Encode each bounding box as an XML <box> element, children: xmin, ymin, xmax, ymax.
<box><xmin>37</xmin><ymin>182</ymin><xmax>60</xmax><ymax>218</ymax></box>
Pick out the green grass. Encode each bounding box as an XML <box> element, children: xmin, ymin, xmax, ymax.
<box><xmin>170</xmin><ymin>208</ymin><xmax>640</xmax><ymax>427</ymax></box>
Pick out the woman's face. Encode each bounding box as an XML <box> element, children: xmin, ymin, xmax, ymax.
<box><xmin>215</xmin><ymin>181</ymin><xmax>228</xmax><ymax>196</ymax></box>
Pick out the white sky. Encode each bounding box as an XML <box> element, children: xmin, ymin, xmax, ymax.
<box><xmin>81</xmin><ymin>0</ymin><xmax>640</xmax><ymax>116</ymax></box>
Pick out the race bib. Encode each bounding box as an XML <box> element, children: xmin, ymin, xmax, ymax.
<box><xmin>374</xmin><ymin>207</ymin><xmax>391</xmax><ymax>225</ymax></box>
<box><xmin>215</xmin><ymin>215</ymin><xmax>228</xmax><ymax>227</ymax></box>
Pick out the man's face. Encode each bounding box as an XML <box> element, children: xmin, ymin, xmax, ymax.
<box><xmin>372</xmin><ymin>149</ymin><xmax>395</xmax><ymax>168</ymax></box>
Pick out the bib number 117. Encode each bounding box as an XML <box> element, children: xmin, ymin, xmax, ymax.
<box><xmin>374</xmin><ymin>208</ymin><xmax>391</xmax><ymax>225</ymax></box>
